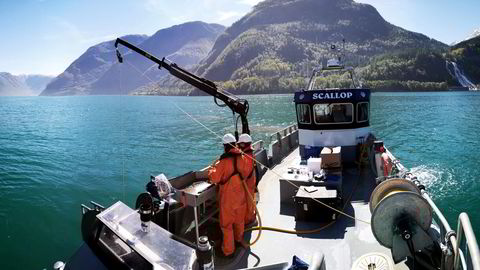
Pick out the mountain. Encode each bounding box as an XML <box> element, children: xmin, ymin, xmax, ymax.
<box><xmin>451</xmin><ymin>28</ymin><xmax>480</xmax><ymax>46</ymax></box>
<box><xmin>448</xmin><ymin>35</ymin><xmax>480</xmax><ymax>87</ymax></box>
<box><xmin>40</xmin><ymin>34</ymin><xmax>148</xmax><ymax>96</ymax></box>
<box><xmin>0</xmin><ymin>72</ymin><xmax>32</xmax><ymax>96</ymax></box>
<box><xmin>184</xmin><ymin>0</ymin><xmax>448</xmax><ymax>93</ymax></box>
<box><xmin>466</xmin><ymin>28</ymin><xmax>480</xmax><ymax>41</ymax></box>
<box><xmin>16</xmin><ymin>75</ymin><xmax>55</xmax><ymax>95</ymax></box>
<box><xmin>0</xmin><ymin>73</ymin><xmax>54</xmax><ymax>96</ymax></box>
<box><xmin>90</xmin><ymin>22</ymin><xmax>224</xmax><ymax>95</ymax></box>
<box><xmin>41</xmin><ymin>22</ymin><xmax>225</xmax><ymax>96</ymax></box>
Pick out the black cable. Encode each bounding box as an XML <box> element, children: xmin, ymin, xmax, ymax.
<box><xmin>214</xmin><ymin>96</ymin><xmax>227</xmax><ymax>107</ymax></box>
<box><xmin>406</xmin><ymin>238</ymin><xmax>416</xmax><ymax>270</ymax></box>
<box><xmin>242</xmin><ymin>99</ymin><xmax>249</xmax><ymax>114</ymax></box>
<box><xmin>235</xmin><ymin>115</ymin><xmax>241</xmax><ymax>134</ymax></box>
<box><xmin>412</xmin><ymin>241</ymin><xmax>416</xmax><ymax>270</ymax></box>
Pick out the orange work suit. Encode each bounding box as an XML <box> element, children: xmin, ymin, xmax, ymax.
<box><xmin>208</xmin><ymin>148</ymin><xmax>249</xmax><ymax>256</ymax></box>
<box><xmin>241</xmin><ymin>146</ymin><xmax>257</xmax><ymax>224</ymax></box>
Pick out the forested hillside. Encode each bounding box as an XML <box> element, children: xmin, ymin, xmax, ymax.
<box><xmin>447</xmin><ymin>35</ymin><xmax>480</xmax><ymax>87</ymax></box>
<box><xmin>139</xmin><ymin>0</ymin><xmax>453</xmax><ymax>95</ymax></box>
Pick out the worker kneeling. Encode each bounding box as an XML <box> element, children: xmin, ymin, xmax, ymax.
<box><xmin>238</xmin><ymin>133</ymin><xmax>257</xmax><ymax>226</ymax></box>
<box><xmin>208</xmin><ymin>133</ymin><xmax>249</xmax><ymax>256</ymax></box>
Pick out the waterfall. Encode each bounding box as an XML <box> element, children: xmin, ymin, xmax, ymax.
<box><xmin>446</xmin><ymin>61</ymin><xmax>478</xmax><ymax>90</ymax></box>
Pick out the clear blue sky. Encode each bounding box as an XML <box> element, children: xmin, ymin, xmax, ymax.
<box><xmin>0</xmin><ymin>0</ymin><xmax>478</xmax><ymax>76</ymax></box>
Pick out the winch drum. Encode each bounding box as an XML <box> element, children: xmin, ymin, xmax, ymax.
<box><xmin>369</xmin><ymin>178</ymin><xmax>433</xmax><ymax>248</ymax></box>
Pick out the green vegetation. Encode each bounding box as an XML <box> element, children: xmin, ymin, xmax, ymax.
<box><xmin>363</xmin><ymin>80</ymin><xmax>447</xmax><ymax>91</ymax></box>
<box><xmin>133</xmin><ymin>0</ymin><xmax>480</xmax><ymax>95</ymax></box>
<box><xmin>139</xmin><ymin>47</ymin><xmax>454</xmax><ymax>95</ymax></box>
<box><xmin>447</xmin><ymin>36</ymin><xmax>480</xmax><ymax>84</ymax></box>
<box><xmin>190</xmin><ymin>0</ymin><xmax>448</xmax><ymax>93</ymax></box>
<box><xmin>358</xmin><ymin>48</ymin><xmax>451</xmax><ymax>90</ymax></box>
<box><xmin>359</xmin><ymin>49</ymin><xmax>449</xmax><ymax>82</ymax></box>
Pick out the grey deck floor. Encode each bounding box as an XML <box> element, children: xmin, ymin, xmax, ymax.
<box><xmin>236</xmin><ymin>148</ymin><xmax>409</xmax><ymax>270</ymax></box>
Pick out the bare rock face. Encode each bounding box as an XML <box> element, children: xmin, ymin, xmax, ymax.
<box><xmin>0</xmin><ymin>73</ymin><xmax>54</xmax><ymax>96</ymax></box>
<box><xmin>0</xmin><ymin>72</ymin><xmax>32</xmax><ymax>96</ymax></box>
<box><xmin>41</xmin><ymin>22</ymin><xmax>225</xmax><ymax>96</ymax></box>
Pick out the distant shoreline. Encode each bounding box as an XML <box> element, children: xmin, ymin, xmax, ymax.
<box><xmin>3</xmin><ymin>89</ymin><xmax>477</xmax><ymax>97</ymax></box>
<box><xmin>130</xmin><ymin>88</ymin><xmax>473</xmax><ymax>96</ymax></box>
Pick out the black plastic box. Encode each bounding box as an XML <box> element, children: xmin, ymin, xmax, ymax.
<box><xmin>294</xmin><ymin>186</ymin><xmax>341</xmax><ymax>222</ymax></box>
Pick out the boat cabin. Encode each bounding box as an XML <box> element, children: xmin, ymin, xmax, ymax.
<box><xmin>294</xmin><ymin>88</ymin><xmax>371</xmax><ymax>162</ymax></box>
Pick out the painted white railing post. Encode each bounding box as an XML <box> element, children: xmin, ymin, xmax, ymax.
<box><xmin>454</xmin><ymin>213</ymin><xmax>480</xmax><ymax>270</ymax></box>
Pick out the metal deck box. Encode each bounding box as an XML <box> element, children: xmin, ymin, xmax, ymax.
<box><xmin>294</xmin><ymin>186</ymin><xmax>341</xmax><ymax>222</ymax></box>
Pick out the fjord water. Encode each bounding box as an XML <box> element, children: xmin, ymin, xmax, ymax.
<box><xmin>0</xmin><ymin>93</ymin><xmax>479</xmax><ymax>269</ymax></box>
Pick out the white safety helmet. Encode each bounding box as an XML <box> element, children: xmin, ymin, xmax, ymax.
<box><xmin>238</xmin><ymin>133</ymin><xmax>252</xmax><ymax>144</ymax></box>
<box><xmin>222</xmin><ymin>133</ymin><xmax>236</xmax><ymax>145</ymax></box>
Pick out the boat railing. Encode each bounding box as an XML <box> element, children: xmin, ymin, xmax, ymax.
<box><xmin>81</xmin><ymin>201</ymin><xmax>105</xmax><ymax>214</ymax></box>
<box><xmin>252</xmin><ymin>140</ymin><xmax>269</xmax><ymax>179</ymax></box>
<box><xmin>385</xmin><ymin>147</ymin><xmax>407</xmax><ymax>171</ymax></box>
<box><xmin>420</xmin><ymin>194</ymin><xmax>479</xmax><ymax>270</ymax></box>
<box><xmin>423</xmin><ymin>192</ymin><xmax>459</xmax><ymax>269</ymax></box>
<box><xmin>268</xmin><ymin>124</ymin><xmax>298</xmax><ymax>142</ymax></box>
<box><xmin>383</xmin><ymin>147</ymin><xmax>479</xmax><ymax>270</ymax></box>
<box><xmin>267</xmin><ymin>124</ymin><xmax>298</xmax><ymax>166</ymax></box>
<box><xmin>373</xmin><ymin>147</ymin><xmax>408</xmax><ymax>183</ymax></box>
<box><xmin>454</xmin><ymin>213</ymin><xmax>479</xmax><ymax>270</ymax></box>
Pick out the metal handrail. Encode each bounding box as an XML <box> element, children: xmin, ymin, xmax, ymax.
<box><xmin>458</xmin><ymin>250</ymin><xmax>468</xmax><ymax>270</ymax></box>
<box><xmin>454</xmin><ymin>213</ymin><xmax>480</xmax><ymax>270</ymax></box>
<box><xmin>384</xmin><ymin>147</ymin><xmax>406</xmax><ymax>172</ymax></box>
<box><xmin>423</xmin><ymin>192</ymin><xmax>454</xmax><ymax>238</ymax></box>
<box><xmin>269</xmin><ymin>124</ymin><xmax>297</xmax><ymax>142</ymax></box>
<box><xmin>252</xmin><ymin>140</ymin><xmax>264</xmax><ymax>152</ymax></box>
<box><xmin>422</xmin><ymin>192</ymin><xmax>457</xmax><ymax>269</ymax></box>
<box><xmin>385</xmin><ymin>146</ymin><xmax>479</xmax><ymax>270</ymax></box>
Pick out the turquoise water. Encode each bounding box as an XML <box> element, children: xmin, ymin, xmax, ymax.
<box><xmin>0</xmin><ymin>93</ymin><xmax>479</xmax><ymax>269</ymax></box>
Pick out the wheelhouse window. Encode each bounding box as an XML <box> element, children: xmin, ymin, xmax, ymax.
<box><xmin>357</xmin><ymin>102</ymin><xmax>369</xmax><ymax>123</ymax></box>
<box><xmin>313</xmin><ymin>103</ymin><xmax>353</xmax><ymax>124</ymax></box>
<box><xmin>296</xmin><ymin>104</ymin><xmax>311</xmax><ymax>124</ymax></box>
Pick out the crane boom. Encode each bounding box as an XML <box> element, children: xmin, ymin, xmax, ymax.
<box><xmin>114</xmin><ymin>38</ymin><xmax>250</xmax><ymax>136</ymax></box>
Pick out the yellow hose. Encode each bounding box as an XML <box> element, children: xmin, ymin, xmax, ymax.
<box><xmin>244</xmin><ymin>172</ymin><xmax>361</xmax><ymax>236</ymax></box>
<box><xmin>246</xmin><ymin>221</ymin><xmax>335</xmax><ymax>235</ymax></box>
<box><xmin>241</xmin><ymin>180</ymin><xmax>262</xmax><ymax>246</ymax></box>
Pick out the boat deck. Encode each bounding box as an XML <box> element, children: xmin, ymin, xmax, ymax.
<box><xmin>231</xmin><ymin>148</ymin><xmax>409</xmax><ymax>270</ymax></box>
<box><xmin>65</xmin><ymin>146</ymin><xmax>414</xmax><ymax>270</ymax></box>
